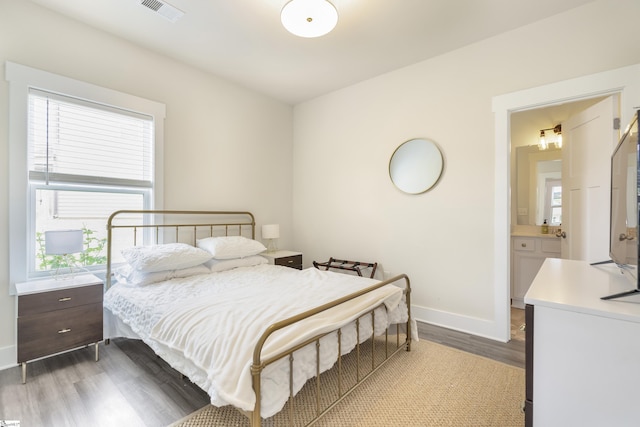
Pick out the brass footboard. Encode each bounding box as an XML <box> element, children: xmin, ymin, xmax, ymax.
<box><xmin>250</xmin><ymin>274</ymin><xmax>411</xmax><ymax>427</ymax></box>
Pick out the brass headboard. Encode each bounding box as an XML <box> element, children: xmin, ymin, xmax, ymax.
<box><xmin>105</xmin><ymin>210</ymin><xmax>256</xmax><ymax>289</ymax></box>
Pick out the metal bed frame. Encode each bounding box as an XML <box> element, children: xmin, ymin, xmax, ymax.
<box><xmin>105</xmin><ymin>210</ymin><xmax>412</xmax><ymax>427</ymax></box>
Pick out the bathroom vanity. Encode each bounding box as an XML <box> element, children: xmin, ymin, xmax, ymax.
<box><xmin>511</xmin><ymin>232</ymin><xmax>561</xmax><ymax>308</ymax></box>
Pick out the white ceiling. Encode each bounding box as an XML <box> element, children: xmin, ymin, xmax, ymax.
<box><xmin>30</xmin><ymin>0</ymin><xmax>596</xmax><ymax>105</ymax></box>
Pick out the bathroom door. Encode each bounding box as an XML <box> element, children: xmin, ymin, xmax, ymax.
<box><xmin>561</xmin><ymin>96</ymin><xmax>618</xmax><ymax>262</ymax></box>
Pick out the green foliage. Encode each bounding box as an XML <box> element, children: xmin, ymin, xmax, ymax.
<box><xmin>36</xmin><ymin>226</ymin><xmax>107</xmax><ymax>271</ymax></box>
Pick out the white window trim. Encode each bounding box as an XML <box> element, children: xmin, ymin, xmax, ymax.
<box><xmin>5</xmin><ymin>61</ymin><xmax>165</xmax><ymax>293</ymax></box>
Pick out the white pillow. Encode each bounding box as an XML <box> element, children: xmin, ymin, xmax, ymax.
<box><xmin>196</xmin><ymin>236</ymin><xmax>267</xmax><ymax>260</ymax></box>
<box><xmin>121</xmin><ymin>243</ymin><xmax>213</xmax><ymax>273</ymax></box>
<box><xmin>115</xmin><ymin>263</ymin><xmax>210</xmax><ymax>286</ymax></box>
<box><xmin>206</xmin><ymin>255</ymin><xmax>268</xmax><ymax>272</ymax></box>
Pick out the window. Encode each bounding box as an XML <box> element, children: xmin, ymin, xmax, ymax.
<box><xmin>545</xmin><ymin>179</ymin><xmax>562</xmax><ymax>226</ymax></box>
<box><xmin>29</xmin><ymin>90</ymin><xmax>152</xmax><ymax>273</ymax></box>
<box><xmin>7</xmin><ymin>62</ymin><xmax>165</xmax><ymax>285</ymax></box>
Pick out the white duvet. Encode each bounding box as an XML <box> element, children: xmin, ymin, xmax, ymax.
<box><xmin>104</xmin><ymin>264</ymin><xmax>410</xmax><ymax>418</ymax></box>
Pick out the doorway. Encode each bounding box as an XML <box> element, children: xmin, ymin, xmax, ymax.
<box><xmin>509</xmin><ymin>97</ymin><xmax>614</xmax><ymax>309</ymax></box>
<box><xmin>510</xmin><ymin>100</ymin><xmax>605</xmax><ymax>227</ymax></box>
<box><xmin>491</xmin><ymin>63</ymin><xmax>640</xmax><ymax>342</ymax></box>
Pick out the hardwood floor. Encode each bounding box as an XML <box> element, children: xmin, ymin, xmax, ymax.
<box><xmin>418</xmin><ymin>308</ymin><xmax>525</xmax><ymax>369</ymax></box>
<box><xmin>0</xmin><ymin>339</ymin><xmax>210</xmax><ymax>427</ymax></box>
<box><xmin>0</xmin><ymin>310</ymin><xmax>525</xmax><ymax>426</ymax></box>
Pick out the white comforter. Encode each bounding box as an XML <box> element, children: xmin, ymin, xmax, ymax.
<box><xmin>104</xmin><ymin>264</ymin><xmax>409</xmax><ymax>418</ymax></box>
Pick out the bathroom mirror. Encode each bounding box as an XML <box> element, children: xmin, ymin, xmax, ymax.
<box><xmin>389</xmin><ymin>138</ymin><xmax>443</xmax><ymax>194</ymax></box>
<box><xmin>515</xmin><ymin>145</ymin><xmax>561</xmax><ymax>225</ymax></box>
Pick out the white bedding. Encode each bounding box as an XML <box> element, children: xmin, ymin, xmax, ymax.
<box><xmin>104</xmin><ymin>264</ymin><xmax>411</xmax><ymax>418</ymax></box>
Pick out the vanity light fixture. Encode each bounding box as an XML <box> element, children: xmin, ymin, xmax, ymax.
<box><xmin>538</xmin><ymin>124</ymin><xmax>562</xmax><ymax>150</ymax></box>
<box><xmin>281</xmin><ymin>0</ymin><xmax>338</xmax><ymax>38</ymax></box>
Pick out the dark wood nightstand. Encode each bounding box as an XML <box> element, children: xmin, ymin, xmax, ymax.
<box><xmin>262</xmin><ymin>250</ymin><xmax>303</xmax><ymax>270</ymax></box>
<box><xmin>16</xmin><ymin>273</ymin><xmax>103</xmax><ymax>383</ymax></box>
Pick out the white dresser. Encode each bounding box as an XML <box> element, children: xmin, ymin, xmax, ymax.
<box><xmin>524</xmin><ymin>258</ymin><xmax>640</xmax><ymax>427</ymax></box>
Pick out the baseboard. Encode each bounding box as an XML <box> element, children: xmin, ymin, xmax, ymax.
<box><xmin>0</xmin><ymin>344</ymin><xmax>17</xmax><ymax>371</ymax></box>
<box><xmin>412</xmin><ymin>304</ymin><xmax>508</xmax><ymax>343</ymax></box>
<box><xmin>511</xmin><ymin>299</ymin><xmax>525</xmax><ymax>309</ymax></box>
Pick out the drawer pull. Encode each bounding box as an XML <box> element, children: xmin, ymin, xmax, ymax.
<box><xmin>58</xmin><ymin>297</ymin><xmax>72</xmax><ymax>302</ymax></box>
<box><xmin>58</xmin><ymin>328</ymin><xmax>72</xmax><ymax>334</ymax></box>
<box><xmin>521</xmin><ymin>243</ymin><xmax>526</xmax><ymax>248</ymax></box>
<box><xmin>287</xmin><ymin>260</ymin><xmax>293</xmax><ymax>263</ymax></box>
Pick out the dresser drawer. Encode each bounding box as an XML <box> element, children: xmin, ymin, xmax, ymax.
<box><xmin>17</xmin><ymin>302</ymin><xmax>103</xmax><ymax>362</ymax></box>
<box><xmin>275</xmin><ymin>254</ymin><xmax>303</xmax><ymax>269</ymax></box>
<box><xmin>18</xmin><ymin>283</ymin><xmax>103</xmax><ymax>316</ymax></box>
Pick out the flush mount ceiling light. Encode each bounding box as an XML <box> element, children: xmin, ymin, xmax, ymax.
<box><xmin>281</xmin><ymin>0</ymin><xmax>338</xmax><ymax>38</ymax></box>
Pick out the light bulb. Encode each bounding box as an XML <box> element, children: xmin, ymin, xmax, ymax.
<box><xmin>539</xmin><ymin>131</ymin><xmax>548</xmax><ymax>150</ymax></box>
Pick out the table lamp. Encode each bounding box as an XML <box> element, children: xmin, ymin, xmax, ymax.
<box><xmin>45</xmin><ymin>229</ymin><xmax>84</xmax><ymax>279</ymax></box>
<box><xmin>262</xmin><ymin>224</ymin><xmax>280</xmax><ymax>253</ymax></box>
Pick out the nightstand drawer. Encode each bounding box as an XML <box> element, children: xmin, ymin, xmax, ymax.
<box><xmin>18</xmin><ymin>283</ymin><xmax>103</xmax><ymax>316</ymax></box>
<box><xmin>17</xmin><ymin>302</ymin><xmax>103</xmax><ymax>362</ymax></box>
<box><xmin>275</xmin><ymin>254</ymin><xmax>303</xmax><ymax>269</ymax></box>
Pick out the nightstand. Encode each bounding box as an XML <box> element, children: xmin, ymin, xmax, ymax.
<box><xmin>16</xmin><ymin>273</ymin><xmax>103</xmax><ymax>383</ymax></box>
<box><xmin>262</xmin><ymin>250</ymin><xmax>303</xmax><ymax>270</ymax></box>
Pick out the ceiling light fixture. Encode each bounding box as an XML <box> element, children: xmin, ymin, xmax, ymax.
<box><xmin>281</xmin><ymin>0</ymin><xmax>338</xmax><ymax>38</ymax></box>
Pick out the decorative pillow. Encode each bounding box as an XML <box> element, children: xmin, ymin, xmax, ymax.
<box><xmin>196</xmin><ymin>236</ymin><xmax>267</xmax><ymax>260</ymax></box>
<box><xmin>121</xmin><ymin>243</ymin><xmax>213</xmax><ymax>273</ymax></box>
<box><xmin>115</xmin><ymin>263</ymin><xmax>210</xmax><ymax>286</ymax></box>
<box><xmin>206</xmin><ymin>255</ymin><xmax>268</xmax><ymax>272</ymax></box>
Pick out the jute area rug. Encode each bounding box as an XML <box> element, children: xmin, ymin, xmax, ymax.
<box><xmin>170</xmin><ymin>340</ymin><xmax>524</xmax><ymax>427</ymax></box>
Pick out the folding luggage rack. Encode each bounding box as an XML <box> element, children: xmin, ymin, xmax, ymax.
<box><xmin>312</xmin><ymin>257</ymin><xmax>378</xmax><ymax>279</ymax></box>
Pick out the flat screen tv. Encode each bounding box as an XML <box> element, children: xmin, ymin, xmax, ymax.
<box><xmin>601</xmin><ymin>110</ymin><xmax>640</xmax><ymax>300</ymax></box>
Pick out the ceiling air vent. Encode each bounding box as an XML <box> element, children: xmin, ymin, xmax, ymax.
<box><xmin>140</xmin><ymin>0</ymin><xmax>184</xmax><ymax>23</ymax></box>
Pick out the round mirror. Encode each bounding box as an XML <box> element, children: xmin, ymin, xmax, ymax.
<box><xmin>389</xmin><ymin>138</ymin><xmax>443</xmax><ymax>194</ymax></box>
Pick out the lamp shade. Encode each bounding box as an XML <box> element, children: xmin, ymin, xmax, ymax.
<box><xmin>262</xmin><ymin>224</ymin><xmax>280</xmax><ymax>239</ymax></box>
<box><xmin>281</xmin><ymin>0</ymin><xmax>338</xmax><ymax>38</ymax></box>
<box><xmin>45</xmin><ymin>229</ymin><xmax>84</xmax><ymax>255</ymax></box>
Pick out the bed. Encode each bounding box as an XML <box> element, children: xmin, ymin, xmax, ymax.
<box><xmin>103</xmin><ymin>210</ymin><xmax>414</xmax><ymax>426</ymax></box>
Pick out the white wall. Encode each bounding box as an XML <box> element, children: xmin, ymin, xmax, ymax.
<box><xmin>292</xmin><ymin>0</ymin><xmax>640</xmax><ymax>340</ymax></box>
<box><xmin>0</xmin><ymin>0</ymin><xmax>293</xmax><ymax>368</ymax></box>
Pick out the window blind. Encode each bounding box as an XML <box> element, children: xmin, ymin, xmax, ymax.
<box><xmin>28</xmin><ymin>88</ymin><xmax>153</xmax><ymax>188</ymax></box>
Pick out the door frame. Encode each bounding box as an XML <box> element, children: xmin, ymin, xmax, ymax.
<box><xmin>491</xmin><ymin>64</ymin><xmax>640</xmax><ymax>342</ymax></box>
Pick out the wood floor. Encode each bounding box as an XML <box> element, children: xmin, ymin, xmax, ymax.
<box><xmin>0</xmin><ymin>309</ymin><xmax>525</xmax><ymax>427</ymax></box>
<box><xmin>418</xmin><ymin>308</ymin><xmax>525</xmax><ymax>369</ymax></box>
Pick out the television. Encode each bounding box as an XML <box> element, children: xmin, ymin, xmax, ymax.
<box><xmin>601</xmin><ymin>110</ymin><xmax>640</xmax><ymax>300</ymax></box>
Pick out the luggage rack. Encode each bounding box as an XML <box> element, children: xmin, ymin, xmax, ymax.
<box><xmin>312</xmin><ymin>257</ymin><xmax>378</xmax><ymax>279</ymax></box>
